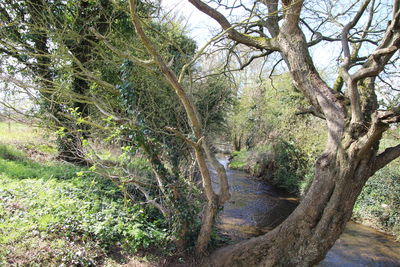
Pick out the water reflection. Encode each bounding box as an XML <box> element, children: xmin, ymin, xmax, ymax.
<box><xmin>211</xmin><ymin>154</ymin><xmax>400</xmax><ymax>266</ymax></box>
<box><xmin>211</xmin><ymin>155</ymin><xmax>298</xmax><ymax>238</ymax></box>
<box><xmin>321</xmin><ymin>222</ymin><xmax>400</xmax><ymax>266</ymax></box>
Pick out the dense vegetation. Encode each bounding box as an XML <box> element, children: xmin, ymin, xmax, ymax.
<box><xmin>0</xmin><ymin>141</ymin><xmax>169</xmax><ymax>266</ymax></box>
<box><xmin>226</xmin><ymin>77</ymin><xmax>400</xmax><ymax>239</ymax></box>
<box><xmin>1</xmin><ymin>0</ymin><xmax>400</xmax><ymax>265</ymax></box>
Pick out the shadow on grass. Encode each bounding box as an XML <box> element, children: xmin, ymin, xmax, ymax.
<box><xmin>0</xmin><ymin>143</ymin><xmax>122</xmax><ymax>202</ymax></box>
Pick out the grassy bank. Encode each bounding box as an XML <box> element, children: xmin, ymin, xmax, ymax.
<box><xmin>229</xmin><ymin>141</ymin><xmax>310</xmax><ymax>194</ymax></box>
<box><xmin>0</xmin><ymin>121</ymin><xmax>44</xmax><ymax>144</ymax></box>
<box><xmin>229</xmin><ymin>143</ymin><xmax>400</xmax><ymax>240</ymax></box>
<box><xmin>0</xmin><ymin>144</ymin><xmax>167</xmax><ymax>266</ymax></box>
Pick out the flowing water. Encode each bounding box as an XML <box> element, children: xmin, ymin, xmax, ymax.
<box><xmin>211</xmin><ymin>155</ymin><xmax>400</xmax><ymax>266</ymax></box>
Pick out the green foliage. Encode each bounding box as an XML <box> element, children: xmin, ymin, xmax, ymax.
<box><xmin>227</xmin><ymin>73</ymin><xmax>324</xmax><ymax>194</ymax></box>
<box><xmin>228</xmin><ymin>150</ymin><xmax>248</xmax><ymax>170</ymax></box>
<box><xmin>194</xmin><ymin>75</ymin><xmax>235</xmax><ymax>135</ymax></box>
<box><xmin>0</xmin><ymin>155</ymin><xmax>167</xmax><ymax>266</ymax></box>
<box><xmin>0</xmin><ymin>144</ymin><xmax>26</xmax><ymax>161</ymax></box>
<box><xmin>229</xmin><ymin>141</ymin><xmax>309</xmax><ymax>194</ymax></box>
<box><xmin>234</xmin><ymin>73</ymin><xmax>325</xmax><ymax>150</ymax></box>
<box><xmin>271</xmin><ymin>140</ymin><xmax>309</xmax><ymax>193</ymax></box>
<box><xmin>353</xmin><ymin>162</ymin><xmax>400</xmax><ymax>240</ymax></box>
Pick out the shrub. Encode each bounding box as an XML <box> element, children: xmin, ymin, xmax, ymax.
<box><xmin>229</xmin><ymin>140</ymin><xmax>310</xmax><ymax>194</ymax></box>
<box><xmin>353</xmin><ymin>162</ymin><xmax>400</xmax><ymax>239</ymax></box>
<box><xmin>228</xmin><ymin>150</ymin><xmax>248</xmax><ymax>169</ymax></box>
<box><xmin>271</xmin><ymin>140</ymin><xmax>309</xmax><ymax>193</ymax></box>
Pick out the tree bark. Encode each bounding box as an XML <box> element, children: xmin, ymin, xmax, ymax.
<box><xmin>207</xmin><ymin>142</ymin><xmax>377</xmax><ymax>266</ymax></box>
<box><xmin>26</xmin><ymin>0</ymin><xmax>88</xmax><ymax>165</ymax></box>
<box><xmin>128</xmin><ymin>0</ymin><xmax>231</xmax><ymax>253</ymax></box>
<box><xmin>188</xmin><ymin>0</ymin><xmax>400</xmax><ymax>265</ymax></box>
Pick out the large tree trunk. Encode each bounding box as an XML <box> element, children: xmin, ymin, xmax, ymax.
<box><xmin>57</xmin><ymin>0</ymin><xmax>111</xmax><ymax>165</ymax></box>
<box><xmin>207</xmin><ymin>139</ymin><xmax>377</xmax><ymax>266</ymax></box>
<box><xmin>189</xmin><ymin>0</ymin><xmax>400</xmax><ymax>264</ymax></box>
<box><xmin>27</xmin><ymin>0</ymin><xmax>88</xmax><ymax>165</ymax></box>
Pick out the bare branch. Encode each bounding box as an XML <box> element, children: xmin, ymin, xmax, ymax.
<box><xmin>92</xmin><ymin>99</ymin><xmax>129</xmax><ymax>123</ymax></box>
<box><xmin>188</xmin><ymin>0</ymin><xmax>280</xmax><ymax>51</ymax></box>
<box><xmin>352</xmin><ymin>9</ymin><xmax>400</xmax><ymax>82</ymax></box>
<box><xmin>239</xmin><ymin>50</ymin><xmax>272</xmax><ymax>70</ymax></box>
<box><xmin>259</xmin><ymin>0</ymin><xmax>280</xmax><ymax>37</ymax></box>
<box><xmin>165</xmin><ymin>126</ymin><xmax>199</xmax><ymax>148</ymax></box>
<box><xmin>341</xmin><ymin>0</ymin><xmax>371</xmax><ymax>69</ymax></box>
<box><xmin>295</xmin><ymin>106</ymin><xmax>326</xmax><ymax>120</ymax></box>
<box><xmin>178</xmin><ymin>21</ymin><xmax>248</xmax><ymax>83</ymax></box>
<box><xmin>374</xmin><ymin>144</ymin><xmax>400</xmax><ymax>173</ymax></box>
<box><xmin>90</xmin><ymin>27</ymin><xmax>155</xmax><ymax>67</ymax></box>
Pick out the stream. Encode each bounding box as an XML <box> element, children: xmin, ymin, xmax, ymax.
<box><xmin>211</xmin><ymin>154</ymin><xmax>400</xmax><ymax>266</ymax></box>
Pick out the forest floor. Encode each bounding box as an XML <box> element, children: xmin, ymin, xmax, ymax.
<box><xmin>0</xmin><ymin>121</ymin><xmax>203</xmax><ymax>266</ymax></box>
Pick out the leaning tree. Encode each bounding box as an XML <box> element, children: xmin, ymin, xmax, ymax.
<box><xmin>181</xmin><ymin>0</ymin><xmax>400</xmax><ymax>265</ymax></box>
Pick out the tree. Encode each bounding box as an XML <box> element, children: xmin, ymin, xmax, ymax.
<box><xmin>0</xmin><ymin>0</ymin><xmax>113</xmax><ymax>164</ymax></box>
<box><xmin>128</xmin><ymin>0</ymin><xmax>231</xmax><ymax>253</ymax></box>
<box><xmin>185</xmin><ymin>0</ymin><xmax>400</xmax><ymax>265</ymax></box>
<box><xmin>1</xmin><ymin>0</ymin><xmax>233</xmax><ymax>253</ymax></box>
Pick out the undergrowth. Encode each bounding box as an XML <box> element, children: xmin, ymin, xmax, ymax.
<box><xmin>0</xmin><ymin>144</ymin><xmax>167</xmax><ymax>266</ymax></box>
<box><xmin>353</xmin><ymin>162</ymin><xmax>400</xmax><ymax>240</ymax></box>
<box><xmin>228</xmin><ymin>141</ymin><xmax>310</xmax><ymax>194</ymax></box>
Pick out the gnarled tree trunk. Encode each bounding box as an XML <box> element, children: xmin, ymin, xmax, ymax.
<box><xmin>208</xmin><ymin>134</ymin><xmax>381</xmax><ymax>266</ymax></box>
<box><xmin>189</xmin><ymin>0</ymin><xmax>400</xmax><ymax>265</ymax></box>
<box><xmin>26</xmin><ymin>0</ymin><xmax>88</xmax><ymax>165</ymax></box>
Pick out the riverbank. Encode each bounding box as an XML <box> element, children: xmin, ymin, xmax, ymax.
<box><xmin>1</xmin><ymin>121</ymin><xmax>399</xmax><ymax>266</ymax></box>
<box><xmin>228</xmin><ymin>147</ymin><xmax>400</xmax><ymax>241</ymax></box>
<box><xmin>214</xmin><ymin>154</ymin><xmax>400</xmax><ymax>266</ymax></box>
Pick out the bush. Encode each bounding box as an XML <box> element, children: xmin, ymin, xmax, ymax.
<box><xmin>229</xmin><ymin>140</ymin><xmax>310</xmax><ymax>194</ymax></box>
<box><xmin>271</xmin><ymin>140</ymin><xmax>309</xmax><ymax>193</ymax></box>
<box><xmin>353</xmin><ymin>162</ymin><xmax>400</xmax><ymax>240</ymax></box>
<box><xmin>228</xmin><ymin>150</ymin><xmax>248</xmax><ymax>169</ymax></box>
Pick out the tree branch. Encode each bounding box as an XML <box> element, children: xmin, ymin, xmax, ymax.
<box><xmin>295</xmin><ymin>106</ymin><xmax>326</xmax><ymax>120</ymax></box>
<box><xmin>374</xmin><ymin>144</ymin><xmax>400</xmax><ymax>173</ymax></box>
<box><xmin>340</xmin><ymin>0</ymin><xmax>372</xmax><ymax>124</ymax></box>
<box><xmin>281</xmin><ymin>0</ymin><xmax>304</xmax><ymax>28</ymax></box>
<box><xmin>129</xmin><ymin>0</ymin><xmax>228</xmax><ymax>253</ymax></box>
<box><xmin>352</xmin><ymin>8</ymin><xmax>400</xmax><ymax>82</ymax></box>
<box><xmin>188</xmin><ymin>0</ymin><xmax>280</xmax><ymax>51</ymax></box>
<box><xmin>259</xmin><ymin>0</ymin><xmax>280</xmax><ymax>37</ymax></box>
<box><xmin>341</xmin><ymin>0</ymin><xmax>371</xmax><ymax>69</ymax></box>
<box><xmin>90</xmin><ymin>28</ymin><xmax>155</xmax><ymax>67</ymax></box>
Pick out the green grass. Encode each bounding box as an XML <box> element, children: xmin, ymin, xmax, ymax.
<box><xmin>0</xmin><ymin>121</ymin><xmax>43</xmax><ymax>144</ymax></box>
<box><xmin>0</xmin><ymin>121</ymin><xmax>58</xmax><ymax>159</ymax></box>
<box><xmin>0</xmin><ymin>145</ymin><xmax>167</xmax><ymax>266</ymax></box>
<box><xmin>0</xmin><ymin>144</ymin><xmax>26</xmax><ymax>161</ymax></box>
<box><xmin>228</xmin><ymin>150</ymin><xmax>248</xmax><ymax>169</ymax></box>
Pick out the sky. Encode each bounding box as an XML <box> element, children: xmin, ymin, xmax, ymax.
<box><xmin>161</xmin><ymin>0</ymin><xmax>220</xmax><ymax>46</ymax></box>
<box><xmin>161</xmin><ymin>1</ymin><xmax>398</xmax><ymax>103</ymax></box>
<box><xmin>160</xmin><ymin>0</ymin><xmax>339</xmax><ymax>76</ymax></box>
